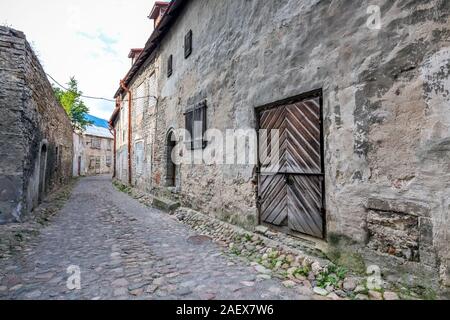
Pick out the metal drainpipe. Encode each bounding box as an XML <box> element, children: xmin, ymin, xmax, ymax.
<box><xmin>109</xmin><ymin>97</ymin><xmax>120</xmax><ymax>179</ymax></box>
<box><xmin>120</xmin><ymin>80</ymin><xmax>133</xmax><ymax>186</ymax></box>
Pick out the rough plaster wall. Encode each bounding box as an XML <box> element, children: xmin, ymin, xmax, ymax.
<box><xmin>152</xmin><ymin>0</ymin><xmax>449</xmax><ymax>233</ymax></box>
<box><xmin>0</xmin><ymin>27</ymin><xmax>73</xmax><ymax>223</ymax></box>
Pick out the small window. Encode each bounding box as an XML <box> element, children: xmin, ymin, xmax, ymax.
<box><xmin>184</xmin><ymin>30</ymin><xmax>192</xmax><ymax>59</ymax></box>
<box><xmin>185</xmin><ymin>100</ymin><xmax>207</xmax><ymax>150</ymax></box>
<box><xmin>167</xmin><ymin>54</ymin><xmax>173</xmax><ymax>78</ymax></box>
<box><xmin>107</xmin><ymin>140</ymin><xmax>112</xmax><ymax>151</ymax></box>
<box><xmin>91</xmin><ymin>137</ymin><xmax>101</xmax><ymax>149</ymax></box>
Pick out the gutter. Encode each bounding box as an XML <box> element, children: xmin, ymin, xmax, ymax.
<box><xmin>120</xmin><ymin>80</ymin><xmax>133</xmax><ymax>186</ymax></box>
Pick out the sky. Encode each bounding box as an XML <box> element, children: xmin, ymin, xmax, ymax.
<box><xmin>0</xmin><ymin>0</ymin><xmax>158</xmax><ymax>120</ymax></box>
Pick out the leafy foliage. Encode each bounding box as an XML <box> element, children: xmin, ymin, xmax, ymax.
<box><xmin>317</xmin><ymin>265</ymin><xmax>348</xmax><ymax>289</ymax></box>
<box><xmin>53</xmin><ymin>77</ymin><xmax>92</xmax><ymax>131</ymax></box>
<box><xmin>293</xmin><ymin>266</ymin><xmax>311</xmax><ymax>278</ymax></box>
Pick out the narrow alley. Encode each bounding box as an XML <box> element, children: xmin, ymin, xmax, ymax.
<box><xmin>0</xmin><ymin>176</ymin><xmax>309</xmax><ymax>300</ymax></box>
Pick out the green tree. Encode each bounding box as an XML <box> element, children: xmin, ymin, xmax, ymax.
<box><xmin>53</xmin><ymin>77</ymin><xmax>93</xmax><ymax>131</ymax></box>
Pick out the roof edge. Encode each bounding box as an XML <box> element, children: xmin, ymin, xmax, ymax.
<box><xmin>113</xmin><ymin>0</ymin><xmax>189</xmax><ymax>99</ymax></box>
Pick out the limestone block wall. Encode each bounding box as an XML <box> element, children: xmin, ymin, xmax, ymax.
<box><xmin>0</xmin><ymin>27</ymin><xmax>73</xmax><ymax>223</ymax></box>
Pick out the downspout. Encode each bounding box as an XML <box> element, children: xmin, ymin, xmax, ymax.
<box><xmin>108</xmin><ymin>125</ymin><xmax>115</xmax><ymax>178</ymax></box>
<box><xmin>108</xmin><ymin>125</ymin><xmax>117</xmax><ymax>178</ymax></box>
<box><xmin>109</xmin><ymin>97</ymin><xmax>120</xmax><ymax>179</ymax></box>
<box><xmin>120</xmin><ymin>80</ymin><xmax>133</xmax><ymax>186</ymax></box>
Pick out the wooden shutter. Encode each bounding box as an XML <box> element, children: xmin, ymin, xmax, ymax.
<box><xmin>185</xmin><ymin>109</ymin><xmax>194</xmax><ymax>149</ymax></box>
<box><xmin>167</xmin><ymin>55</ymin><xmax>173</xmax><ymax>77</ymax></box>
<box><xmin>184</xmin><ymin>101</ymin><xmax>207</xmax><ymax>150</ymax></box>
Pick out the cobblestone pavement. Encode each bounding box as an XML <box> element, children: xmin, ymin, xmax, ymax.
<box><xmin>0</xmin><ymin>176</ymin><xmax>314</xmax><ymax>300</ymax></box>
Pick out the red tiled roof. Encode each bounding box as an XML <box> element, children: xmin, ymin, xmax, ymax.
<box><xmin>149</xmin><ymin>1</ymin><xmax>170</xmax><ymax>20</ymax></box>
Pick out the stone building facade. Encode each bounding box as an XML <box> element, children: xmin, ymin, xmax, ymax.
<box><xmin>0</xmin><ymin>27</ymin><xmax>73</xmax><ymax>224</ymax></box>
<box><xmin>110</xmin><ymin>0</ymin><xmax>450</xmax><ymax>290</ymax></box>
<box><xmin>73</xmin><ymin>126</ymin><xmax>114</xmax><ymax>177</ymax></box>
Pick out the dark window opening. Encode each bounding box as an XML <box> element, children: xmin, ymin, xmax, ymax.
<box><xmin>184</xmin><ymin>100</ymin><xmax>207</xmax><ymax>150</ymax></box>
<box><xmin>167</xmin><ymin>54</ymin><xmax>173</xmax><ymax>78</ymax></box>
<box><xmin>184</xmin><ymin>30</ymin><xmax>192</xmax><ymax>58</ymax></box>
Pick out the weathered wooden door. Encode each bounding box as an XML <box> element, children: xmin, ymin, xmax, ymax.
<box><xmin>258</xmin><ymin>93</ymin><xmax>325</xmax><ymax>239</ymax></box>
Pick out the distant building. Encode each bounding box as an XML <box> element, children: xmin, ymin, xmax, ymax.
<box><xmin>0</xmin><ymin>27</ymin><xmax>73</xmax><ymax>224</ymax></box>
<box><xmin>73</xmin><ymin>115</ymin><xmax>114</xmax><ymax>177</ymax></box>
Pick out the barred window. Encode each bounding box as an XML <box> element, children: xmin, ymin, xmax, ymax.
<box><xmin>135</xmin><ymin>81</ymin><xmax>146</xmax><ymax>122</ymax></box>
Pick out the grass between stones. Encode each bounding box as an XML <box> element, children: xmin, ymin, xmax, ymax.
<box><xmin>113</xmin><ymin>181</ymin><xmax>440</xmax><ymax>300</ymax></box>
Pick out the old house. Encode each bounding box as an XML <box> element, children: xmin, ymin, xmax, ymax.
<box><xmin>110</xmin><ymin>0</ymin><xmax>450</xmax><ymax>290</ymax></box>
<box><xmin>73</xmin><ymin>115</ymin><xmax>114</xmax><ymax>177</ymax></box>
<box><xmin>0</xmin><ymin>27</ymin><xmax>73</xmax><ymax>224</ymax></box>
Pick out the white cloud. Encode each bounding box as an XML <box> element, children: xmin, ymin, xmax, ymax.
<box><xmin>0</xmin><ymin>0</ymin><xmax>157</xmax><ymax>120</ymax></box>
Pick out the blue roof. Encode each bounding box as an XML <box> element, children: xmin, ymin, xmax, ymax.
<box><xmin>84</xmin><ymin>114</ymin><xmax>109</xmax><ymax>129</ymax></box>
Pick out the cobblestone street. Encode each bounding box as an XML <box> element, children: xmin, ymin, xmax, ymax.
<box><xmin>0</xmin><ymin>176</ymin><xmax>312</xmax><ymax>300</ymax></box>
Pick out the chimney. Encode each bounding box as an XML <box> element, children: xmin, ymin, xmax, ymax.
<box><xmin>128</xmin><ymin>48</ymin><xmax>144</xmax><ymax>66</ymax></box>
<box><xmin>148</xmin><ymin>1</ymin><xmax>170</xmax><ymax>28</ymax></box>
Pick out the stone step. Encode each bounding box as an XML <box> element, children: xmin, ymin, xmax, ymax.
<box><xmin>152</xmin><ymin>197</ymin><xmax>180</xmax><ymax>213</ymax></box>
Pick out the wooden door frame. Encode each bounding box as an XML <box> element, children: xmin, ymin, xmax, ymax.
<box><xmin>255</xmin><ymin>89</ymin><xmax>327</xmax><ymax>239</ymax></box>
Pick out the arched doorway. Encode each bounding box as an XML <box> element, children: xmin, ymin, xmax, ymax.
<box><xmin>38</xmin><ymin>143</ymin><xmax>48</xmax><ymax>202</ymax></box>
<box><xmin>166</xmin><ymin>131</ymin><xmax>177</xmax><ymax>187</ymax></box>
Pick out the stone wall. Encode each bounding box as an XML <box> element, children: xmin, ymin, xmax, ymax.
<box><xmin>0</xmin><ymin>26</ymin><xmax>73</xmax><ymax>224</ymax></box>
<box><xmin>114</xmin><ymin>0</ymin><xmax>449</xmax><ymax>289</ymax></box>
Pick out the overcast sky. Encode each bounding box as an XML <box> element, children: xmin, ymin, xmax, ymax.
<box><xmin>0</xmin><ymin>0</ymin><xmax>157</xmax><ymax>120</ymax></box>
